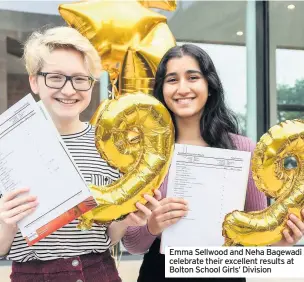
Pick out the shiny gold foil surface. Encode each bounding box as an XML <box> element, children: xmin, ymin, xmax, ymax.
<box><xmin>223</xmin><ymin>120</ymin><xmax>304</xmax><ymax>246</ymax></box>
<box><xmin>59</xmin><ymin>0</ymin><xmax>176</xmax><ymax>96</ymax></box>
<box><xmin>78</xmin><ymin>93</ymin><xmax>174</xmax><ymax>228</ymax></box>
<box><xmin>138</xmin><ymin>0</ymin><xmax>176</xmax><ymax>11</ymax></box>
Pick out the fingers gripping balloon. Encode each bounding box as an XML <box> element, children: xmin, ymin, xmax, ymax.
<box><xmin>223</xmin><ymin>120</ymin><xmax>304</xmax><ymax>246</ymax></box>
<box><xmin>78</xmin><ymin>94</ymin><xmax>174</xmax><ymax>228</ymax></box>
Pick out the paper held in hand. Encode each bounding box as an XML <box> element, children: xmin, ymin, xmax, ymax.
<box><xmin>160</xmin><ymin>143</ymin><xmax>251</xmax><ymax>253</ymax></box>
<box><xmin>0</xmin><ymin>94</ymin><xmax>97</xmax><ymax>246</ymax></box>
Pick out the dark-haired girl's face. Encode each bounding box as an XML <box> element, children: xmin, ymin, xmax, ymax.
<box><xmin>162</xmin><ymin>55</ymin><xmax>208</xmax><ymax>120</ymax></box>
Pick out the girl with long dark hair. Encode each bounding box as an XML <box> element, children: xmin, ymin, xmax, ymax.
<box><xmin>122</xmin><ymin>44</ymin><xmax>304</xmax><ymax>282</ymax></box>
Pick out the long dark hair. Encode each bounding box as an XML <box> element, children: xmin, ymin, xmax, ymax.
<box><xmin>153</xmin><ymin>44</ymin><xmax>239</xmax><ymax>150</ymax></box>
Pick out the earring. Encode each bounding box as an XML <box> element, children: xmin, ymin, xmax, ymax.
<box><xmin>208</xmin><ymin>93</ymin><xmax>211</xmax><ymax>96</ymax></box>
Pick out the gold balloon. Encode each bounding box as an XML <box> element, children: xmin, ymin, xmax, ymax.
<box><xmin>78</xmin><ymin>93</ymin><xmax>174</xmax><ymax>228</ymax></box>
<box><xmin>222</xmin><ymin>120</ymin><xmax>304</xmax><ymax>246</ymax></box>
<box><xmin>138</xmin><ymin>0</ymin><xmax>177</xmax><ymax>11</ymax></box>
<box><xmin>58</xmin><ymin>0</ymin><xmax>176</xmax><ymax>96</ymax></box>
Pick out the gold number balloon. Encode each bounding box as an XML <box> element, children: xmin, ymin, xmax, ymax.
<box><xmin>78</xmin><ymin>93</ymin><xmax>174</xmax><ymax>229</ymax></box>
<box><xmin>222</xmin><ymin>120</ymin><xmax>304</xmax><ymax>246</ymax></box>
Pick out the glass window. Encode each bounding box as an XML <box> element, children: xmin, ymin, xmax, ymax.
<box><xmin>276</xmin><ymin>49</ymin><xmax>304</xmax><ymax>122</ymax></box>
<box><xmin>269</xmin><ymin>2</ymin><xmax>304</xmax><ymax>124</ymax></box>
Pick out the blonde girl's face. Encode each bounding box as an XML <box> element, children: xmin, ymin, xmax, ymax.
<box><xmin>29</xmin><ymin>48</ymin><xmax>93</xmax><ymax>123</ymax></box>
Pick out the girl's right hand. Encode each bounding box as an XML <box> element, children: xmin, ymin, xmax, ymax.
<box><xmin>147</xmin><ymin>197</ymin><xmax>188</xmax><ymax>236</ymax></box>
<box><xmin>0</xmin><ymin>187</ymin><xmax>38</xmax><ymax>231</ymax></box>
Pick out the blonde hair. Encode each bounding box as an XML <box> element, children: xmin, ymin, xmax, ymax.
<box><xmin>23</xmin><ymin>26</ymin><xmax>102</xmax><ymax>78</ymax></box>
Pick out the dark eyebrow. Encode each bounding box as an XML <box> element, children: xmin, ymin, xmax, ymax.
<box><xmin>164</xmin><ymin>72</ymin><xmax>177</xmax><ymax>79</ymax></box>
<box><xmin>164</xmin><ymin>70</ymin><xmax>203</xmax><ymax>79</ymax></box>
<box><xmin>47</xmin><ymin>71</ymin><xmax>89</xmax><ymax>76</ymax></box>
<box><xmin>186</xmin><ymin>70</ymin><xmax>203</xmax><ymax>75</ymax></box>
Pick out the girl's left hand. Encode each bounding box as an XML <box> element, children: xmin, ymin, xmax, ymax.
<box><xmin>273</xmin><ymin>209</ymin><xmax>304</xmax><ymax>246</ymax></box>
<box><xmin>107</xmin><ymin>190</ymin><xmax>162</xmax><ymax>246</ymax></box>
<box><xmin>122</xmin><ymin>190</ymin><xmax>162</xmax><ymax>227</ymax></box>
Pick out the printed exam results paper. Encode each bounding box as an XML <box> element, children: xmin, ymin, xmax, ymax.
<box><xmin>161</xmin><ymin>143</ymin><xmax>251</xmax><ymax>253</ymax></box>
<box><xmin>0</xmin><ymin>94</ymin><xmax>97</xmax><ymax>245</ymax></box>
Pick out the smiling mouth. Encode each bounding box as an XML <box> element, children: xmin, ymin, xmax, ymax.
<box><xmin>174</xmin><ymin>98</ymin><xmax>195</xmax><ymax>104</ymax></box>
<box><xmin>55</xmin><ymin>98</ymin><xmax>79</xmax><ymax>104</ymax></box>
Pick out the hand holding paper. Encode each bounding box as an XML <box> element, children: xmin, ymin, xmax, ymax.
<box><xmin>0</xmin><ymin>94</ymin><xmax>97</xmax><ymax>245</ymax></box>
<box><xmin>147</xmin><ymin>197</ymin><xmax>188</xmax><ymax>236</ymax></box>
<box><xmin>0</xmin><ymin>187</ymin><xmax>38</xmax><ymax>231</ymax></box>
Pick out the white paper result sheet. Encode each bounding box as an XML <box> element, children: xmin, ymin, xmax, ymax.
<box><xmin>0</xmin><ymin>94</ymin><xmax>96</xmax><ymax>245</ymax></box>
<box><xmin>161</xmin><ymin>143</ymin><xmax>251</xmax><ymax>253</ymax></box>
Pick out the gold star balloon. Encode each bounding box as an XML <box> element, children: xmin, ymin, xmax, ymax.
<box><xmin>59</xmin><ymin>0</ymin><xmax>176</xmax><ymax>96</ymax></box>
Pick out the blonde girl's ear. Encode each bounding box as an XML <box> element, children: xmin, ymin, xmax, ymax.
<box><xmin>29</xmin><ymin>75</ymin><xmax>39</xmax><ymax>95</ymax></box>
